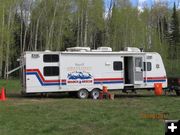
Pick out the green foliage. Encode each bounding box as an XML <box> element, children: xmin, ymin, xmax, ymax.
<box><xmin>0</xmin><ymin>0</ymin><xmax>180</xmax><ymax>77</ymax></box>
<box><xmin>0</xmin><ymin>0</ymin><xmax>21</xmax><ymax>78</ymax></box>
<box><xmin>168</xmin><ymin>3</ymin><xmax>180</xmax><ymax>59</ymax></box>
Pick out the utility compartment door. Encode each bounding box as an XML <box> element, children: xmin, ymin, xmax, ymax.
<box><xmin>134</xmin><ymin>57</ymin><xmax>143</xmax><ymax>84</ymax></box>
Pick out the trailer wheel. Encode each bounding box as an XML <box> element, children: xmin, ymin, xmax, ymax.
<box><xmin>77</xmin><ymin>89</ymin><xmax>89</xmax><ymax>99</ymax></box>
<box><xmin>91</xmin><ymin>89</ymin><xmax>100</xmax><ymax>99</ymax></box>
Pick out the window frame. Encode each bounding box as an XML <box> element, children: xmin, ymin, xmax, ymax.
<box><xmin>113</xmin><ymin>61</ymin><xmax>123</xmax><ymax>71</ymax></box>
<box><xmin>143</xmin><ymin>62</ymin><xmax>152</xmax><ymax>71</ymax></box>
<box><xmin>43</xmin><ymin>54</ymin><xmax>59</xmax><ymax>63</ymax></box>
<box><xmin>43</xmin><ymin>66</ymin><xmax>59</xmax><ymax>76</ymax></box>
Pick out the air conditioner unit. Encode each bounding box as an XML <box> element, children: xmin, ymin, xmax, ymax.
<box><xmin>124</xmin><ymin>47</ymin><xmax>141</xmax><ymax>52</ymax></box>
<box><xmin>97</xmin><ymin>47</ymin><xmax>112</xmax><ymax>52</ymax></box>
<box><xmin>66</xmin><ymin>47</ymin><xmax>91</xmax><ymax>52</ymax></box>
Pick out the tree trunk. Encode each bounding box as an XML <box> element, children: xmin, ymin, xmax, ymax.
<box><xmin>0</xmin><ymin>6</ymin><xmax>5</xmax><ymax>78</ymax></box>
<box><xmin>34</xmin><ymin>14</ymin><xmax>41</xmax><ymax>51</ymax></box>
<box><xmin>20</xmin><ymin>6</ymin><xmax>23</xmax><ymax>53</ymax></box>
<box><xmin>23</xmin><ymin>27</ymin><xmax>28</xmax><ymax>52</ymax></box>
<box><xmin>47</xmin><ymin>4</ymin><xmax>57</xmax><ymax>50</ymax></box>
<box><xmin>4</xmin><ymin>7</ymin><xmax>13</xmax><ymax>79</ymax></box>
<box><xmin>84</xmin><ymin>10</ymin><xmax>88</xmax><ymax>47</ymax></box>
<box><xmin>77</xmin><ymin>12</ymin><xmax>80</xmax><ymax>47</ymax></box>
<box><xmin>58</xmin><ymin>1</ymin><xmax>67</xmax><ymax>50</ymax></box>
<box><xmin>80</xmin><ymin>7</ymin><xmax>84</xmax><ymax>47</ymax></box>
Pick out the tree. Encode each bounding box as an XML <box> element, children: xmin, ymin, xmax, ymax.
<box><xmin>169</xmin><ymin>2</ymin><xmax>180</xmax><ymax>59</ymax></box>
<box><xmin>0</xmin><ymin>0</ymin><xmax>21</xmax><ymax>78</ymax></box>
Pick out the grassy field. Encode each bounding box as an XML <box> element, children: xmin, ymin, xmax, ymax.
<box><xmin>0</xmin><ymin>80</ymin><xmax>180</xmax><ymax>135</ymax></box>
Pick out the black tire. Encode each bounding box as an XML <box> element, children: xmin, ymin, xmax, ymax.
<box><xmin>175</xmin><ymin>90</ymin><xmax>180</xmax><ymax>96</ymax></box>
<box><xmin>21</xmin><ymin>90</ymin><xmax>26</xmax><ymax>96</ymax></box>
<box><xmin>77</xmin><ymin>89</ymin><xmax>89</xmax><ymax>99</ymax></box>
<box><xmin>90</xmin><ymin>89</ymin><xmax>100</xmax><ymax>99</ymax></box>
<box><xmin>68</xmin><ymin>92</ymin><xmax>77</xmax><ymax>97</ymax></box>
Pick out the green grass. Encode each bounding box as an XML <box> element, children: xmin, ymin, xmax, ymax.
<box><xmin>0</xmin><ymin>79</ymin><xmax>180</xmax><ymax>135</ymax></box>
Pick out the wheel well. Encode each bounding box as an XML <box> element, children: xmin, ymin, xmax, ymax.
<box><xmin>91</xmin><ymin>88</ymin><xmax>101</xmax><ymax>92</ymax></box>
<box><xmin>78</xmin><ymin>88</ymin><xmax>88</xmax><ymax>92</ymax></box>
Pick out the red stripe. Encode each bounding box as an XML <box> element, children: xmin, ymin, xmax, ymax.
<box><xmin>61</xmin><ymin>80</ymin><xmax>66</xmax><ymax>83</ymax></box>
<box><xmin>94</xmin><ymin>78</ymin><xmax>124</xmax><ymax>81</ymax></box>
<box><xmin>26</xmin><ymin>69</ymin><xmax>65</xmax><ymax>83</ymax></box>
<box><xmin>144</xmin><ymin>77</ymin><xmax>167</xmax><ymax>80</ymax></box>
<box><xmin>26</xmin><ymin>69</ymin><xmax>124</xmax><ymax>83</ymax></box>
<box><xmin>67</xmin><ymin>81</ymin><xmax>78</xmax><ymax>83</ymax></box>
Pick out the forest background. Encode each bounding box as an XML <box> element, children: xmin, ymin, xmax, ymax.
<box><xmin>0</xmin><ymin>0</ymin><xmax>179</xmax><ymax>79</ymax></box>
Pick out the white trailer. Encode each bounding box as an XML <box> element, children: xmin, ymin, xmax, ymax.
<box><xmin>21</xmin><ymin>47</ymin><xmax>167</xmax><ymax>99</ymax></box>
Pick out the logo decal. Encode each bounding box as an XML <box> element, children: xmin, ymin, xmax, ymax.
<box><xmin>68</xmin><ymin>71</ymin><xmax>92</xmax><ymax>80</ymax></box>
<box><xmin>67</xmin><ymin>71</ymin><xmax>93</xmax><ymax>84</ymax></box>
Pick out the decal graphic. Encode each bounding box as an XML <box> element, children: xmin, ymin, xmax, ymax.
<box><xmin>67</xmin><ymin>71</ymin><xmax>93</xmax><ymax>84</ymax></box>
<box><xmin>68</xmin><ymin>71</ymin><xmax>92</xmax><ymax>80</ymax></box>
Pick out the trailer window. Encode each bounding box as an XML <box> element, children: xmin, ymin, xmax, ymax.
<box><xmin>113</xmin><ymin>61</ymin><xmax>122</xmax><ymax>71</ymax></box>
<box><xmin>44</xmin><ymin>66</ymin><xmax>59</xmax><ymax>76</ymax></box>
<box><xmin>143</xmin><ymin>62</ymin><xmax>152</xmax><ymax>71</ymax></box>
<box><xmin>43</xmin><ymin>54</ymin><xmax>59</xmax><ymax>62</ymax></box>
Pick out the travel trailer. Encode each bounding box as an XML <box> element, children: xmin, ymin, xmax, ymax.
<box><xmin>20</xmin><ymin>47</ymin><xmax>167</xmax><ymax>99</ymax></box>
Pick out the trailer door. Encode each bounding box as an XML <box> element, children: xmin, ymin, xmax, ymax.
<box><xmin>134</xmin><ymin>57</ymin><xmax>143</xmax><ymax>84</ymax></box>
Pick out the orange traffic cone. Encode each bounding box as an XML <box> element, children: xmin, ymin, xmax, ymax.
<box><xmin>102</xmin><ymin>86</ymin><xmax>108</xmax><ymax>93</ymax></box>
<box><xmin>0</xmin><ymin>87</ymin><xmax>6</xmax><ymax>101</ymax></box>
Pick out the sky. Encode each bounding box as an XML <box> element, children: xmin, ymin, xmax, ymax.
<box><xmin>134</xmin><ymin>0</ymin><xmax>179</xmax><ymax>7</ymax></box>
<box><xmin>105</xmin><ymin>0</ymin><xmax>180</xmax><ymax>10</ymax></box>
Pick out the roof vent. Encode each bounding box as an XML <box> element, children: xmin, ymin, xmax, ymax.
<box><xmin>124</xmin><ymin>47</ymin><xmax>141</xmax><ymax>52</ymax></box>
<box><xmin>96</xmin><ymin>47</ymin><xmax>112</xmax><ymax>52</ymax></box>
<box><xmin>45</xmin><ymin>50</ymin><xmax>51</xmax><ymax>52</ymax></box>
<box><xmin>66</xmin><ymin>47</ymin><xmax>91</xmax><ymax>52</ymax></box>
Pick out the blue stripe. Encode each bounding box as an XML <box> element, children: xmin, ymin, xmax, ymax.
<box><xmin>43</xmin><ymin>83</ymin><xmax>60</xmax><ymax>86</ymax></box>
<box><xmin>94</xmin><ymin>81</ymin><xmax>124</xmax><ymax>84</ymax></box>
<box><xmin>27</xmin><ymin>72</ymin><xmax>166</xmax><ymax>86</ymax></box>
<box><xmin>144</xmin><ymin>80</ymin><xmax>166</xmax><ymax>83</ymax></box>
<box><xmin>26</xmin><ymin>72</ymin><xmax>66</xmax><ymax>86</ymax></box>
<box><xmin>26</xmin><ymin>72</ymin><xmax>44</xmax><ymax>85</ymax></box>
